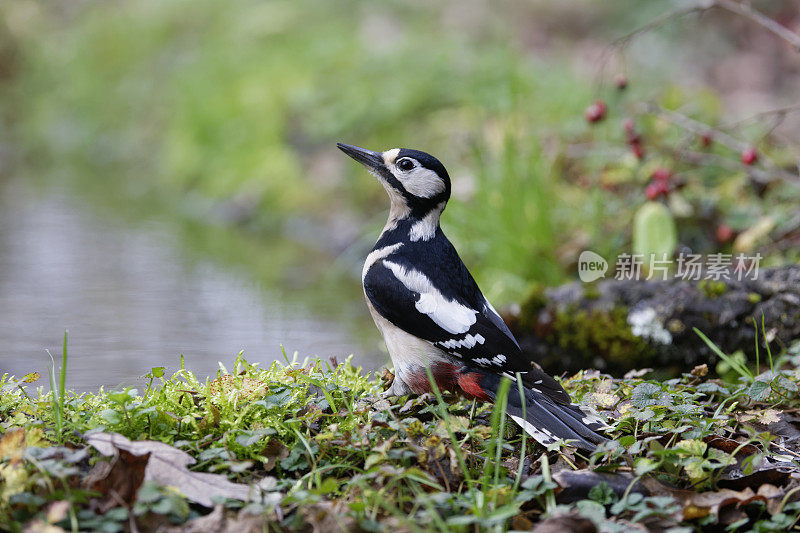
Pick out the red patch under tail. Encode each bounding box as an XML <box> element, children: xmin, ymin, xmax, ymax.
<box><xmin>456</xmin><ymin>372</ymin><xmax>491</xmax><ymax>401</ymax></box>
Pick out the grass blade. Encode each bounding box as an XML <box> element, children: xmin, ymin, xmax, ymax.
<box><xmin>694</xmin><ymin>328</ymin><xmax>752</xmax><ymax>381</ymax></box>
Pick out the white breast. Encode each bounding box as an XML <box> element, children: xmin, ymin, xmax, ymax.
<box><xmin>365</xmin><ymin>299</ymin><xmax>448</xmax><ymax>384</ymax></box>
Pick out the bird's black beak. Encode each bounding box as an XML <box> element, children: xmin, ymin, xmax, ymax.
<box><xmin>337</xmin><ymin>143</ymin><xmax>384</xmax><ymax>171</ymax></box>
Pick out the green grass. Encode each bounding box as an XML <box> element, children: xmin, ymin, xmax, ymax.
<box><xmin>3</xmin><ymin>341</ymin><xmax>800</xmax><ymax>531</ymax></box>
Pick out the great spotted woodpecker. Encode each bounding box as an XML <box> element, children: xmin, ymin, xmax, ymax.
<box><xmin>338</xmin><ymin>143</ymin><xmax>607</xmax><ymax>450</ymax></box>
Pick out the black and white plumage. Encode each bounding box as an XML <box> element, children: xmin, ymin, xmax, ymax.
<box><xmin>338</xmin><ymin>143</ymin><xmax>608</xmax><ymax>450</ymax></box>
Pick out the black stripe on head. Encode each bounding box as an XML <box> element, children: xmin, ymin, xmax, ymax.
<box><xmin>397</xmin><ymin>149</ymin><xmax>450</xmax><ymax>184</ymax></box>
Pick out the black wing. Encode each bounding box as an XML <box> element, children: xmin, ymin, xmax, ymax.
<box><xmin>364</xmin><ymin>258</ymin><xmax>571</xmax><ymax>404</ymax></box>
<box><xmin>364</xmin><ymin>260</ymin><xmax>525</xmax><ymax>372</ymax></box>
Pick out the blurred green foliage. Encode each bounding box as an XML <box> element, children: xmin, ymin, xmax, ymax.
<box><xmin>2</xmin><ymin>0</ymin><xmax>797</xmax><ymax>302</ymax></box>
<box><xmin>4</xmin><ymin>0</ymin><xmax>599</xmax><ymax>297</ymax></box>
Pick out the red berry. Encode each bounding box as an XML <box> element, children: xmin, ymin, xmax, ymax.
<box><xmin>741</xmin><ymin>147</ymin><xmax>758</xmax><ymax>165</ymax></box>
<box><xmin>652</xmin><ymin>168</ymin><xmax>672</xmax><ymax>182</ymax></box>
<box><xmin>715</xmin><ymin>224</ymin><xmax>734</xmax><ymax>243</ymax></box>
<box><xmin>585</xmin><ymin>100</ymin><xmax>607</xmax><ymax>123</ymax></box>
<box><xmin>645</xmin><ymin>180</ymin><xmax>669</xmax><ymax>200</ymax></box>
<box><xmin>614</xmin><ymin>74</ymin><xmax>628</xmax><ymax>90</ymax></box>
<box><xmin>631</xmin><ymin>142</ymin><xmax>644</xmax><ymax>159</ymax></box>
<box><xmin>699</xmin><ymin>132</ymin><xmax>713</xmax><ymax>148</ymax></box>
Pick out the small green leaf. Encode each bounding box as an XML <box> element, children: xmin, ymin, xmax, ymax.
<box><xmin>100</xmin><ymin>409</ymin><xmax>122</xmax><ymax>425</ymax></box>
<box><xmin>364</xmin><ymin>453</ymin><xmax>384</xmax><ymax>470</ymax></box>
<box><xmin>777</xmin><ymin>375</ymin><xmax>798</xmax><ymax>393</ymax></box>
<box><xmin>748</xmin><ymin>380</ymin><xmax>770</xmax><ymax>401</ymax></box>
<box><xmin>631</xmin><ymin>383</ymin><xmax>666</xmax><ymax>408</ymax></box>
<box><xmin>235</xmin><ymin>428</ymin><xmax>275</xmax><ymax>447</ymax></box>
<box><xmin>313</xmin><ymin>477</ymin><xmax>339</xmax><ymax>495</ymax></box>
<box><xmin>634</xmin><ymin>457</ymin><xmax>660</xmax><ymax>476</ymax></box>
<box><xmin>675</xmin><ymin>439</ymin><xmax>707</xmax><ymax>456</ymax></box>
<box><xmin>588</xmin><ymin>482</ymin><xmax>618</xmax><ymax>505</ymax></box>
<box><xmin>576</xmin><ymin>500</ymin><xmax>607</xmax><ymax>522</ymax></box>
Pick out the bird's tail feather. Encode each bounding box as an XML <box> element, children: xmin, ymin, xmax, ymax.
<box><xmin>480</xmin><ymin>373</ymin><xmax>608</xmax><ymax>451</ymax></box>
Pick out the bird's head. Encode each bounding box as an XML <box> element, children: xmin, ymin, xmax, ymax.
<box><xmin>337</xmin><ymin>143</ymin><xmax>451</xmax><ymax>220</ymax></box>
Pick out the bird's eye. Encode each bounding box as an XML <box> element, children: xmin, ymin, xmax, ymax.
<box><xmin>397</xmin><ymin>158</ymin><xmax>415</xmax><ymax>171</ymax></box>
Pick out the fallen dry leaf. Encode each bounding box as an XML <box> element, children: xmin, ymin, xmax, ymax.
<box><xmin>85</xmin><ymin>432</ymin><xmax>255</xmax><ymax>507</ymax></box>
<box><xmin>703</xmin><ymin>435</ymin><xmax>759</xmax><ymax>457</ymax></box>
<box><xmin>21</xmin><ymin>520</ymin><xmax>64</xmax><ymax>533</ymax></box>
<box><xmin>530</xmin><ymin>513</ymin><xmax>598</xmax><ymax>533</ymax></box>
<box><xmin>0</xmin><ymin>428</ymin><xmax>26</xmax><ymax>464</ymax></box>
<box><xmin>83</xmin><ymin>448</ymin><xmax>150</xmax><ymax>512</ymax></box>
<box><xmin>45</xmin><ymin>501</ymin><xmax>70</xmax><ymax>525</ymax></box>
<box><xmin>702</xmin><ymin>434</ymin><xmax>796</xmax><ymax>490</ymax></box>
<box><xmin>672</xmin><ymin>484</ymin><xmax>785</xmax><ymax>523</ymax></box>
<box><xmin>300</xmin><ymin>501</ymin><xmax>358</xmax><ymax>533</ymax></box>
<box><xmin>261</xmin><ymin>438</ymin><xmax>290</xmax><ymax>472</ymax></box>
<box><xmin>161</xmin><ymin>504</ymin><xmax>266</xmax><ymax>533</ymax></box>
<box><xmin>739</xmin><ymin>409</ymin><xmax>782</xmax><ymax>426</ymax></box>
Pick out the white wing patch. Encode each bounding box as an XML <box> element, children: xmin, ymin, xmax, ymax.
<box><xmin>471</xmin><ymin>354</ymin><xmax>507</xmax><ymax>367</ymax></box>
<box><xmin>439</xmin><ymin>333</ymin><xmax>485</xmax><ymax>350</ymax></box>
<box><xmin>383</xmin><ymin>260</ymin><xmax>477</xmax><ymax>334</ymax></box>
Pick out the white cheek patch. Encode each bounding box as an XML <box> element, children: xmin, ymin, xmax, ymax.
<box><xmin>392</xmin><ymin>166</ymin><xmax>446</xmax><ymax>199</ymax></box>
<box><xmin>383</xmin><ymin>260</ymin><xmax>477</xmax><ymax>334</ymax></box>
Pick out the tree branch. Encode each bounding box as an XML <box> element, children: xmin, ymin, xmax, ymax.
<box><xmin>640</xmin><ymin>103</ymin><xmax>800</xmax><ymax>186</ymax></box>
<box><xmin>715</xmin><ymin>0</ymin><xmax>800</xmax><ymax>52</ymax></box>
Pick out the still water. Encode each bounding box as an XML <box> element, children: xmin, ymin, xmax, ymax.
<box><xmin>0</xmin><ymin>178</ymin><xmax>381</xmax><ymax>391</ymax></box>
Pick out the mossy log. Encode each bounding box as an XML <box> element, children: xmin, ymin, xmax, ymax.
<box><xmin>504</xmin><ymin>265</ymin><xmax>800</xmax><ymax>375</ymax></box>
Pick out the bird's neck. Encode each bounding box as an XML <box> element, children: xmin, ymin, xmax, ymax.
<box><xmin>377</xmin><ymin>201</ymin><xmax>445</xmax><ymax>248</ymax></box>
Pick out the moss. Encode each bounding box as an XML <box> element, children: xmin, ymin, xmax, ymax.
<box><xmin>698</xmin><ymin>280</ymin><xmax>727</xmax><ymax>298</ymax></box>
<box><xmin>583</xmin><ymin>283</ymin><xmax>602</xmax><ymax>300</ymax></box>
<box><xmin>548</xmin><ymin>305</ymin><xmax>656</xmax><ymax>367</ymax></box>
